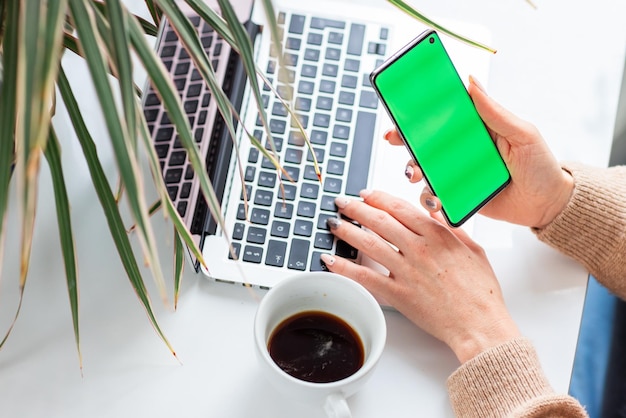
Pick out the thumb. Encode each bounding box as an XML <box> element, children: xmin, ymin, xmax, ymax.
<box><xmin>468</xmin><ymin>76</ymin><xmax>534</xmax><ymax>145</ymax></box>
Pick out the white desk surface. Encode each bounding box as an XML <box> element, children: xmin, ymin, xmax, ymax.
<box><xmin>1</xmin><ymin>0</ymin><xmax>625</xmax><ymax>417</ymax></box>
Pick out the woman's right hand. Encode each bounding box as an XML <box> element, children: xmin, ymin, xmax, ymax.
<box><xmin>387</xmin><ymin>76</ymin><xmax>574</xmax><ymax>229</ymax></box>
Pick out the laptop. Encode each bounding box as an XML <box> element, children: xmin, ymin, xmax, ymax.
<box><xmin>142</xmin><ymin>0</ymin><xmax>491</xmax><ymax>289</ymax></box>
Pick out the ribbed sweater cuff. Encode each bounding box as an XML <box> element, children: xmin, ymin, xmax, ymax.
<box><xmin>446</xmin><ymin>338</ymin><xmax>553</xmax><ymax>418</ymax></box>
<box><xmin>532</xmin><ymin>163</ymin><xmax>626</xmax><ymax>293</ymax></box>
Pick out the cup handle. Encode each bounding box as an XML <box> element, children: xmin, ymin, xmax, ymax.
<box><xmin>323</xmin><ymin>393</ymin><xmax>351</xmax><ymax>418</ymax></box>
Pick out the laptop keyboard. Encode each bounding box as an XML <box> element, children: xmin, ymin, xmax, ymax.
<box><xmin>229</xmin><ymin>12</ymin><xmax>389</xmax><ymax>272</ymax></box>
<box><xmin>144</xmin><ymin>10</ymin><xmax>389</xmax><ymax>274</ymax></box>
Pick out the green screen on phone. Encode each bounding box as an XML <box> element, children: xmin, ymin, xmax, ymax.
<box><xmin>371</xmin><ymin>31</ymin><xmax>510</xmax><ymax>226</ymax></box>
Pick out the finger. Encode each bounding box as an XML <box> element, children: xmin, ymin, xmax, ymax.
<box><xmin>358</xmin><ymin>189</ymin><xmax>436</xmax><ymax>237</ymax></box>
<box><xmin>468</xmin><ymin>75</ymin><xmax>535</xmax><ymax>145</ymax></box>
<box><xmin>383</xmin><ymin>128</ymin><xmax>404</xmax><ymax>146</ymax></box>
<box><xmin>420</xmin><ymin>186</ymin><xmax>441</xmax><ymax>212</ymax></box>
<box><xmin>320</xmin><ymin>253</ymin><xmax>396</xmax><ymax>302</ymax></box>
<box><xmin>405</xmin><ymin>160</ymin><xmax>423</xmax><ymax>183</ymax></box>
<box><xmin>326</xmin><ymin>213</ymin><xmax>406</xmax><ymax>267</ymax></box>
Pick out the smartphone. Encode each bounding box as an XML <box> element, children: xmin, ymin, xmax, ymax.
<box><xmin>370</xmin><ymin>30</ymin><xmax>510</xmax><ymax>227</ymax></box>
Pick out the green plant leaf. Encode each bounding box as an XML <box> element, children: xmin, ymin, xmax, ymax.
<box><xmin>173</xmin><ymin>228</ymin><xmax>184</xmax><ymax>310</ymax></box>
<box><xmin>43</xmin><ymin>126</ymin><xmax>82</xmax><ymax>372</ymax></box>
<box><xmin>69</xmin><ymin>0</ymin><xmax>169</xmax><ymax>304</ymax></box>
<box><xmin>57</xmin><ymin>67</ymin><xmax>177</xmax><ymax>359</ymax></box>
<box><xmin>143</xmin><ymin>0</ymin><xmax>162</xmax><ymax>28</ymax></box>
<box><xmin>387</xmin><ymin>0</ymin><xmax>496</xmax><ymax>54</ymax></box>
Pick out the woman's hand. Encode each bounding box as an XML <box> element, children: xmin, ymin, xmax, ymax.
<box><xmin>388</xmin><ymin>76</ymin><xmax>574</xmax><ymax>229</ymax></box>
<box><xmin>321</xmin><ymin>190</ymin><xmax>520</xmax><ymax>364</ymax></box>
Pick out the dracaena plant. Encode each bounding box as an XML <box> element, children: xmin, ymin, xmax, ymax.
<box><xmin>0</xmin><ymin>0</ymin><xmax>494</xmax><ymax>370</ymax></box>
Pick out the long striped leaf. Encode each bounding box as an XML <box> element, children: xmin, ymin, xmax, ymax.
<box><xmin>43</xmin><ymin>126</ymin><xmax>82</xmax><ymax>372</ymax></box>
<box><xmin>57</xmin><ymin>67</ymin><xmax>177</xmax><ymax>359</ymax></box>
<box><xmin>387</xmin><ymin>0</ymin><xmax>496</xmax><ymax>53</ymax></box>
<box><xmin>69</xmin><ymin>0</ymin><xmax>168</xmax><ymax>304</ymax></box>
<box><xmin>173</xmin><ymin>228</ymin><xmax>184</xmax><ymax>310</ymax></box>
<box><xmin>0</xmin><ymin>0</ymin><xmax>18</xmax><ymax>287</ymax></box>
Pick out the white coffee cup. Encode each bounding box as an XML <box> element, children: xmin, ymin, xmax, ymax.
<box><xmin>253</xmin><ymin>272</ymin><xmax>387</xmax><ymax>418</ymax></box>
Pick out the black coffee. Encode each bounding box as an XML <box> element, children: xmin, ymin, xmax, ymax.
<box><xmin>268</xmin><ymin>310</ymin><xmax>364</xmax><ymax>383</ymax></box>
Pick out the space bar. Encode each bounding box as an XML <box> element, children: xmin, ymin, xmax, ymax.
<box><xmin>345</xmin><ymin>111</ymin><xmax>377</xmax><ymax>196</ymax></box>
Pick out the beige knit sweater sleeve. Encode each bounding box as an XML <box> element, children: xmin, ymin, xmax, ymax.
<box><xmin>447</xmin><ymin>163</ymin><xmax>626</xmax><ymax>418</ymax></box>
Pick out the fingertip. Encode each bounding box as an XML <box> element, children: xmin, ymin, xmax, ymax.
<box><xmin>420</xmin><ymin>188</ymin><xmax>441</xmax><ymax>213</ymax></box>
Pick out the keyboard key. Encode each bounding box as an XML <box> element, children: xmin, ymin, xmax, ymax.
<box><xmin>310</xmin><ymin>130</ymin><xmax>328</xmax><ymax>145</ymax></box>
<box><xmin>328</xmin><ymin>32</ymin><xmax>344</xmax><ymax>45</ymax></box>
<box><xmin>228</xmin><ymin>242</ymin><xmax>241</xmax><ymax>260</ymax></box>
<box><xmin>161</xmin><ymin>45</ymin><xmax>176</xmax><ymax>58</ymax></box>
<box><xmin>274</xmin><ymin>202</ymin><xmax>294</xmax><ymax>219</ymax></box>
<box><xmin>297</xmin><ymin>201</ymin><xmax>316</xmax><ymax>218</ymax></box>
<box><xmin>301</xmin><ymin>64</ymin><xmax>317</xmax><ymax>78</ymax></box>
<box><xmin>359</xmin><ymin>90</ymin><xmax>378</xmax><ymax>109</ymax></box>
<box><xmin>313</xmin><ymin>113</ymin><xmax>330</xmax><ymax>128</ymax></box>
<box><xmin>167</xmin><ymin>185</ymin><xmax>178</xmax><ymax>201</ymax></box>
<box><xmin>307</xmin><ymin>32</ymin><xmax>323</xmax><ymax>45</ymax></box>
<box><xmin>270</xmin><ymin>119</ymin><xmax>286</xmax><ymax>134</ymax></box>
<box><xmin>156</xmin><ymin>127</ymin><xmax>174</xmax><ymax>142</ymax></box>
<box><xmin>236</xmin><ymin>203</ymin><xmax>246</xmax><ymax>220</ymax></box>
<box><xmin>298</xmin><ymin>80</ymin><xmax>315</xmax><ymax>95</ymax></box>
<box><xmin>285</xmin><ymin>37</ymin><xmax>302</xmax><ymax>50</ymax></box>
<box><xmin>323</xmin><ymin>177</ymin><xmax>343</xmax><ymax>194</ymax></box>
<box><xmin>278</xmin><ymin>184</ymin><xmax>297</xmax><ymax>200</ymax></box>
<box><xmin>344</xmin><ymin>59</ymin><xmax>360</xmax><ymax>72</ymax></box>
<box><xmin>310</xmin><ymin>17</ymin><xmax>345</xmax><ymax>30</ymax></box>
<box><xmin>327</xmin><ymin>159</ymin><xmax>345</xmax><ymax>176</ymax></box>
<box><xmin>177</xmin><ymin>201</ymin><xmax>188</xmax><ymax>216</ymax></box>
<box><xmin>336</xmin><ymin>108</ymin><xmax>353</xmax><ymax>122</ymax></box>
<box><xmin>272</xmin><ymin>102</ymin><xmax>288</xmax><ymax>117</ymax></box>
<box><xmin>242</xmin><ymin>245</ymin><xmax>263</xmax><ymax>263</ymax></box>
<box><xmin>240</xmin><ymin>184</ymin><xmax>252</xmax><ymax>200</ymax></box>
<box><xmin>317</xmin><ymin>213</ymin><xmax>336</xmax><ymax>230</ymax></box>
<box><xmin>321</xmin><ymin>195</ymin><xmax>338</xmax><ymax>212</ymax></box>
<box><xmin>347</xmin><ymin>23</ymin><xmax>365</xmax><ymax>55</ymax></box>
<box><xmin>285</xmin><ymin>148</ymin><xmax>303</xmax><ymax>164</ymax></box>
<box><xmin>320</xmin><ymin>80</ymin><xmax>336</xmax><ymax>94</ymax></box>
<box><xmin>325</xmin><ymin>47</ymin><xmax>341</xmax><ymax>61</ymax></box>
<box><xmin>155</xmin><ymin>144</ymin><xmax>169</xmax><ymax>158</ymax></box>
<box><xmin>310</xmin><ymin>251</ymin><xmax>329</xmax><ymax>272</ymax></box>
<box><xmin>346</xmin><ymin>111</ymin><xmax>376</xmax><ymax>196</ymax></box>
<box><xmin>265</xmin><ymin>240</ymin><xmax>287</xmax><ymax>267</ymax></box>
<box><xmin>254</xmin><ymin>189</ymin><xmax>274</xmax><ymax>206</ymax></box>
<box><xmin>271</xmin><ymin>220</ymin><xmax>290</xmax><ymax>238</ymax></box>
<box><xmin>281</xmin><ymin>166</ymin><xmax>300</xmax><ymax>182</ymax></box>
<box><xmin>300</xmin><ymin>182</ymin><xmax>320</xmax><ymax>199</ymax></box>
<box><xmin>329</xmin><ymin>142</ymin><xmax>347</xmax><ymax>157</ymax></box>
<box><xmin>180</xmin><ymin>182</ymin><xmax>191</xmax><ymax>198</ymax></box>
<box><xmin>303</xmin><ymin>165</ymin><xmax>319</xmax><ymax>181</ymax></box>
<box><xmin>250</xmin><ymin>208</ymin><xmax>270</xmax><ymax>225</ymax></box>
<box><xmin>294</xmin><ymin>219</ymin><xmax>313</xmax><ymax>237</ymax></box>
<box><xmin>289</xmin><ymin>14</ymin><xmax>305</xmax><ymax>34</ymax></box>
<box><xmin>295</xmin><ymin>97</ymin><xmax>311</xmax><ymax>111</ymax></box>
<box><xmin>165</xmin><ymin>168</ymin><xmax>183</xmax><ymax>184</ymax></box>
<box><xmin>175</xmin><ymin>61</ymin><xmax>190</xmax><ymax>76</ymax></box>
<box><xmin>248</xmin><ymin>147</ymin><xmax>259</xmax><ymax>163</ymax></box>
<box><xmin>341</xmin><ymin>74</ymin><xmax>358</xmax><ymax>89</ymax></box>
<box><xmin>169</xmin><ymin>150</ymin><xmax>187</xmax><ymax>166</ymax></box>
<box><xmin>304</xmin><ymin>48</ymin><xmax>320</xmax><ymax>61</ymax></box>
<box><xmin>288</xmin><ymin>131</ymin><xmax>305</xmax><ymax>146</ymax></box>
<box><xmin>244</xmin><ymin>165</ymin><xmax>256</xmax><ymax>182</ymax></box>
<box><xmin>246</xmin><ymin>226</ymin><xmax>267</xmax><ymax>244</ymax></box>
<box><xmin>258</xmin><ymin>171</ymin><xmax>277</xmax><ymax>188</ymax></box>
<box><xmin>336</xmin><ymin>240</ymin><xmax>358</xmax><ymax>259</ymax></box>
<box><xmin>288</xmin><ymin>239</ymin><xmax>310</xmax><ymax>270</ymax></box>
<box><xmin>233</xmin><ymin>223</ymin><xmax>245</xmax><ymax>240</ymax></box>
<box><xmin>283</xmin><ymin>52</ymin><xmax>298</xmax><ymax>67</ymax></box>
<box><xmin>338</xmin><ymin>91</ymin><xmax>355</xmax><ymax>105</ymax></box>
<box><xmin>362</xmin><ymin>73</ymin><xmax>372</xmax><ymax>87</ymax></box>
<box><xmin>144</xmin><ymin>108</ymin><xmax>159</xmax><ymax>122</ymax></box>
<box><xmin>307</xmin><ymin>147</ymin><xmax>325</xmax><ymax>163</ymax></box>
<box><xmin>333</xmin><ymin>125</ymin><xmax>350</xmax><ymax>140</ymax></box>
<box><xmin>322</xmin><ymin>63</ymin><xmax>338</xmax><ymax>77</ymax></box>
<box><xmin>316</xmin><ymin>96</ymin><xmax>333</xmax><ymax>110</ymax></box>
<box><xmin>314</xmin><ymin>232</ymin><xmax>334</xmax><ymax>250</ymax></box>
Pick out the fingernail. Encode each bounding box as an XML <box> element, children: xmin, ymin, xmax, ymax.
<box><xmin>326</xmin><ymin>217</ymin><xmax>342</xmax><ymax>229</ymax></box>
<box><xmin>383</xmin><ymin>129</ymin><xmax>393</xmax><ymax>141</ymax></box>
<box><xmin>469</xmin><ymin>75</ymin><xmax>487</xmax><ymax>94</ymax></box>
<box><xmin>425</xmin><ymin>198</ymin><xmax>437</xmax><ymax>210</ymax></box>
<box><xmin>320</xmin><ymin>253</ymin><xmax>335</xmax><ymax>266</ymax></box>
<box><xmin>359</xmin><ymin>189</ymin><xmax>372</xmax><ymax>199</ymax></box>
<box><xmin>334</xmin><ymin>196</ymin><xmax>351</xmax><ymax>209</ymax></box>
<box><xmin>405</xmin><ymin>165</ymin><xmax>414</xmax><ymax>180</ymax></box>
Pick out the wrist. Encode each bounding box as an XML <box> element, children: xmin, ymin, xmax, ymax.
<box><xmin>449</xmin><ymin>318</ymin><xmax>521</xmax><ymax>364</ymax></box>
<box><xmin>534</xmin><ymin>168</ymin><xmax>574</xmax><ymax>229</ymax></box>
